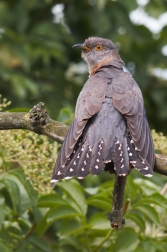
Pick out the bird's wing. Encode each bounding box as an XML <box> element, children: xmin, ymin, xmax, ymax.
<box><xmin>53</xmin><ymin>75</ymin><xmax>106</xmax><ymax>172</ymax></box>
<box><xmin>111</xmin><ymin>72</ymin><xmax>155</xmax><ymax>170</ymax></box>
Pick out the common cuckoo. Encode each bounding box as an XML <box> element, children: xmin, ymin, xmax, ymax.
<box><xmin>51</xmin><ymin>37</ymin><xmax>155</xmax><ymax>185</ymax></box>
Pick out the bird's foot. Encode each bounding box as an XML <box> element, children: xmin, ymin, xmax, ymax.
<box><xmin>106</xmin><ymin>210</ymin><xmax>125</xmax><ymax>229</ymax></box>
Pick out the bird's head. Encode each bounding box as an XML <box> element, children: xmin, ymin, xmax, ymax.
<box><xmin>72</xmin><ymin>37</ymin><xmax>124</xmax><ymax>76</ymax></box>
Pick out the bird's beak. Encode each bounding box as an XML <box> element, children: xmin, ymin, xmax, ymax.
<box><xmin>72</xmin><ymin>43</ymin><xmax>91</xmax><ymax>50</ymax></box>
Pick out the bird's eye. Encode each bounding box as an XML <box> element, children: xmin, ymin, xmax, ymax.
<box><xmin>95</xmin><ymin>44</ymin><xmax>104</xmax><ymax>51</ymax></box>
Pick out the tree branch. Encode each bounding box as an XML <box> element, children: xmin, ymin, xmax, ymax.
<box><xmin>0</xmin><ymin>102</ymin><xmax>68</xmax><ymax>144</ymax></box>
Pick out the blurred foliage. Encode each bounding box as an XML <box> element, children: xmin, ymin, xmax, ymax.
<box><xmin>0</xmin><ymin>130</ymin><xmax>57</xmax><ymax>193</ymax></box>
<box><xmin>0</xmin><ymin>0</ymin><xmax>167</xmax><ymax>133</ymax></box>
<box><xmin>1</xmin><ymin>0</ymin><xmax>167</xmax><ymax>251</ymax></box>
<box><xmin>1</xmin><ymin>167</ymin><xmax>167</xmax><ymax>251</ymax></box>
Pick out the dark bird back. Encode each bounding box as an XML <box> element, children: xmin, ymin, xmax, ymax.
<box><xmin>51</xmin><ymin>37</ymin><xmax>155</xmax><ymax>185</ymax></box>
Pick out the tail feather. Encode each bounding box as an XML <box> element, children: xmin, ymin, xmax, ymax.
<box><xmin>63</xmin><ymin>138</ymin><xmax>85</xmax><ymax>179</ymax></box>
<box><xmin>112</xmin><ymin>138</ymin><xmax>129</xmax><ymax>176</ymax></box>
<box><xmin>75</xmin><ymin>144</ymin><xmax>92</xmax><ymax>178</ymax></box>
<box><xmin>127</xmin><ymin>135</ymin><xmax>153</xmax><ymax>177</ymax></box>
<box><xmin>91</xmin><ymin>140</ymin><xmax>105</xmax><ymax>175</ymax></box>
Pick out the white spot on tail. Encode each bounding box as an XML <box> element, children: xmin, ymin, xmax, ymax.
<box><xmin>145</xmin><ymin>174</ymin><xmax>152</xmax><ymax>177</ymax></box>
<box><xmin>50</xmin><ymin>179</ymin><xmax>59</xmax><ymax>183</ymax></box>
<box><xmin>81</xmin><ymin>168</ymin><xmax>85</xmax><ymax>171</ymax></box>
<box><xmin>131</xmin><ymin>140</ymin><xmax>134</xmax><ymax>143</ymax></box>
<box><xmin>74</xmin><ymin>161</ymin><xmax>76</xmax><ymax>165</ymax></box>
<box><xmin>121</xmin><ymin>165</ymin><xmax>124</xmax><ymax>168</ymax></box>
<box><xmin>95</xmin><ymin>165</ymin><xmax>98</xmax><ymax>169</ymax></box>
<box><xmin>127</xmin><ymin>147</ymin><xmax>130</xmax><ymax>151</ymax></box>
<box><xmin>129</xmin><ymin>153</ymin><xmax>132</xmax><ymax>156</ymax></box>
<box><xmin>97</xmin><ymin>159</ymin><xmax>99</xmax><ymax>162</ymax></box>
<box><xmin>64</xmin><ymin>176</ymin><xmax>72</xmax><ymax>180</ymax></box>
<box><xmin>84</xmin><ymin>160</ymin><xmax>86</xmax><ymax>165</ymax></box>
<box><xmin>130</xmin><ymin>161</ymin><xmax>137</xmax><ymax>164</ymax></box>
<box><xmin>70</xmin><ymin>168</ymin><xmax>73</xmax><ymax>172</ymax></box>
<box><xmin>104</xmin><ymin>160</ymin><xmax>111</xmax><ymax>163</ymax></box>
<box><xmin>57</xmin><ymin>171</ymin><xmax>61</xmax><ymax>175</ymax></box>
<box><xmin>89</xmin><ymin>147</ymin><xmax>92</xmax><ymax>152</ymax></box>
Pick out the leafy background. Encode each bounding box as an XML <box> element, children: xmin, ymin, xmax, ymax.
<box><xmin>0</xmin><ymin>0</ymin><xmax>167</xmax><ymax>251</ymax></box>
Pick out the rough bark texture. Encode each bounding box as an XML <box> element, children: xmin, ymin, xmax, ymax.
<box><xmin>0</xmin><ymin>102</ymin><xmax>167</xmax><ymax>229</ymax></box>
<box><xmin>0</xmin><ymin>103</ymin><xmax>68</xmax><ymax>143</ymax></box>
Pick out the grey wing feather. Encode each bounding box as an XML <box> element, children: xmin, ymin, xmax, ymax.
<box><xmin>111</xmin><ymin>72</ymin><xmax>155</xmax><ymax>172</ymax></box>
<box><xmin>52</xmin><ymin>75</ymin><xmax>106</xmax><ymax>178</ymax></box>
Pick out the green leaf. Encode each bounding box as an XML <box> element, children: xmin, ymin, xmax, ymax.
<box><xmin>29</xmin><ymin>234</ymin><xmax>52</xmax><ymax>252</ymax></box>
<box><xmin>2</xmin><ymin>169</ymin><xmax>37</xmax><ymax>213</ymax></box>
<box><xmin>36</xmin><ymin>205</ymin><xmax>80</xmax><ymax>235</ymax></box>
<box><xmin>47</xmin><ymin>205</ymin><xmax>81</xmax><ymax>223</ymax></box>
<box><xmin>57</xmin><ymin>179</ymin><xmax>87</xmax><ymax>215</ymax></box>
<box><xmin>1</xmin><ymin>178</ymin><xmax>20</xmax><ymax>212</ymax></box>
<box><xmin>0</xmin><ymin>206</ymin><xmax>5</xmax><ymax>223</ymax></box>
<box><xmin>38</xmin><ymin>193</ymin><xmax>67</xmax><ymax>208</ymax></box>
<box><xmin>0</xmin><ymin>182</ymin><xmax>4</xmax><ymax>190</ymax></box>
<box><xmin>134</xmin><ymin>204</ymin><xmax>160</xmax><ymax>226</ymax></box>
<box><xmin>113</xmin><ymin>228</ymin><xmax>140</xmax><ymax>252</ymax></box>
<box><xmin>126</xmin><ymin>174</ymin><xmax>140</xmax><ymax>201</ymax></box>
<box><xmin>134</xmin><ymin>179</ymin><xmax>160</xmax><ymax>195</ymax></box>
<box><xmin>0</xmin><ymin>193</ymin><xmax>5</xmax><ymax>205</ymax></box>
<box><xmin>57</xmin><ymin>108</ymin><xmax>74</xmax><ymax>124</ymax></box>
<box><xmin>0</xmin><ymin>239</ymin><xmax>12</xmax><ymax>252</ymax></box>
<box><xmin>86</xmin><ymin>195</ymin><xmax>111</xmax><ymax>211</ymax></box>
<box><xmin>140</xmin><ymin>193</ymin><xmax>167</xmax><ymax>207</ymax></box>
<box><xmin>9</xmin><ymin>169</ymin><xmax>38</xmax><ymax>206</ymax></box>
<box><xmin>59</xmin><ymin>219</ymin><xmax>89</xmax><ymax>237</ymax></box>
<box><xmin>0</xmin><ymin>229</ymin><xmax>13</xmax><ymax>244</ymax></box>
<box><xmin>126</xmin><ymin>212</ymin><xmax>146</xmax><ymax>232</ymax></box>
<box><xmin>88</xmin><ymin>212</ymin><xmax>110</xmax><ymax>230</ymax></box>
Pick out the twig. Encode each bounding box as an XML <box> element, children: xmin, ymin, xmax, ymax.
<box><xmin>24</xmin><ymin>222</ymin><xmax>37</xmax><ymax>239</ymax></box>
<box><xmin>160</xmin><ymin>183</ymin><xmax>167</xmax><ymax>195</ymax></box>
<box><xmin>122</xmin><ymin>198</ymin><xmax>131</xmax><ymax>216</ymax></box>
<box><xmin>93</xmin><ymin>229</ymin><xmax>113</xmax><ymax>252</ymax></box>
<box><xmin>13</xmin><ymin>222</ymin><xmax>37</xmax><ymax>251</ymax></box>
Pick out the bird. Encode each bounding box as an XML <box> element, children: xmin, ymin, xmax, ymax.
<box><xmin>51</xmin><ymin>37</ymin><xmax>155</xmax><ymax>185</ymax></box>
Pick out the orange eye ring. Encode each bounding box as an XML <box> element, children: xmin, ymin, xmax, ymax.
<box><xmin>95</xmin><ymin>44</ymin><xmax>104</xmax><ymax>51</ymax></box>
